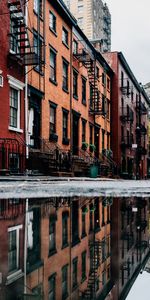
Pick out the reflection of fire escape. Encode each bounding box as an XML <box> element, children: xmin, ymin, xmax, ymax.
<box><xmin>8</xmin><ymin>0</ymin><xmax>40</xmax><ymax>66</ymax></box>
<box><xmin>74</xmin><ymin>50</ymin><xmax>103</xmax><ymax>115</ymax></box>
<box><xmin>81</xmin><ymin>240</ymin><xmax>102</xmax><ymax>300</ymax></box>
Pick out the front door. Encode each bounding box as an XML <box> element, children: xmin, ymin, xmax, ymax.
<box><xmin>72</xmin><ymin>114</ymin><xmax>79</xmax><ymax>155</ymax></box>
<box><xmin>29</xmin><ymin>101</ymin><xmax>41</xmax><ymax>149</ymax></box>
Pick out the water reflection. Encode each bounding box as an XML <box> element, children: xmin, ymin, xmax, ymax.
<box><xmin>0</xmin><ymin>197</ymin><xmax>149</xmax><ymax>300</ymax></box>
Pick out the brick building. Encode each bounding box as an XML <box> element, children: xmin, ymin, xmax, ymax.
<box><xmin>26</xmin><ymin>0</ymin><xmax>115</xmax><ymax>177</ymax></box>
<box><xmin>103</xmin><ymin>52</ymin><xmax>150</xmax><ymax>179</ymax></box>
<box><xmin>25</xmin><ymin>197</ymin><xmax>112</xmax><ymax>300</ymax></box>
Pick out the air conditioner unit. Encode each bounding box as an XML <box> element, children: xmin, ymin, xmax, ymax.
<box><xmin>0</xmin><ymin>75</ymin><xmax>3</xmax><ymax>87</ymax></box>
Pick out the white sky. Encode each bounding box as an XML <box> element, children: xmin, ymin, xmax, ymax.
<box><xmin>106</xmin><ymin>0</ymin><xmax>150</xmax><ymax>84</ymax></box>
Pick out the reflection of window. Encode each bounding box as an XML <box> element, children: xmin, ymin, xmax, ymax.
<box><xmin>62</xmin><ymin>265</ymin><xmax>68</xmax><ymax>300</ymax></box>
<box><xmin>81</xmin><ymin>251</ymin><xmax>86</xmax><ymax>281</ymax></box>
<box><xmin>8</xmin><ymin>225</ymin><xmax>22</xmax><ymax>273</ymax></box>
<box><xmin>82</xmin><ymin>207</ymin><xmax>86</xmax><ymax>236</ymax></box>
<box><xmin>49</xmin><ymin>216</ymin><xmax>56</xmax><ymax>253</ymax></box>
<box><xmin>48</xmin><ymin>274</ymin><xmax>56</xmax><ymax>300</ymax></box>
<box><xmin>72</xmin><ymin>257</ymin><xmax>78</xmax><ymax>289</ymax></box>
<box><xmin>49</xmin><ymin>11</ymin><xmax>56</xmax><ymax>33</ymax></box>
<box><xmin>50</xmin><ymin>48</ymin><xmax>57</xmax><ymax>82</ymax></box>
<box><xmin>62</xmin><ymin>212</ymin><xmax>68</xmax><ymax>247</ymax></box>
<box><xmin>27</xmin><ymin>211</ymin><xmax>34</xmax><ymax>249</ymax></box>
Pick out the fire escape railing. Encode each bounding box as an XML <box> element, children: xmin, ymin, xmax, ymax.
<box><xmin>73</xmin><ymin>50</ymin><xmax>103</xmax><ymax>115</ymax></box>
<box><xmin>120</xmin><ymin>107</ymin><xmax>134</xmax><ymax>123</ymax></box>
<box><xmin>8</xmin><ymin>0</ymin><xmax>43</xmax><ymax>66</ymax></box>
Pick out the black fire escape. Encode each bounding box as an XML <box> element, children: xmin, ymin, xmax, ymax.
<box><xmin>8</xmin><ymin>0</ymin><xmax>40</xmax><ymax>66</ymax></box>
<box><xmin>74</xmin><ymin>49</ymin><xmax>103</xmax><ymax>115</ymax></box>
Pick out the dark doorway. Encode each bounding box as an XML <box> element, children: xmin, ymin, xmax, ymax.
<box><xmin>29</xmin><ymin>98</ymin><xmax>41</xmax><ymax>149</ymax></box>
<box><xmin>94</xmin><ymin>127</ymin><xmax>100</xmax><ymax>158</ymax></box>
<box><xmin>72</xmin><ymin>113</ymin><xmax>79</xmax><ymax>155</ymax></box>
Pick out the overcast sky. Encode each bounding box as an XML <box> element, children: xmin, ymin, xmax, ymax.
<box><xmin>106</xmin><ymin>0</ymin><xmax>150</xmax><ymax>84</ymax></box>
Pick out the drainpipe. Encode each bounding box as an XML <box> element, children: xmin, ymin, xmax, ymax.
<box><xmin>25</xmin><ymin>1</ymin><xmax>29</xmax><ymax>162</ymax></box>
<box><xmin>70</xmin><ymin>27</ymin><xmax>73</xmax><ymax>157</ymax></box>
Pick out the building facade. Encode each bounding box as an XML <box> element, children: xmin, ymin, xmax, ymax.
<box><xmin>63</xmin><ymin>0</ymin><xmax>111</xmax><ymax>53</ymax></box>
<box><xmin>0</xmin><ymin>0</ymin><xmax>27</xmax><ymax>174</ymax></box>
<box><xmin>26</xmin><ymin>0</ymin><xmax>114</xmax><ymax>178</ymax></box>
<box><xmin>103</xmin><ymin>52</ymin><xmax>150</xmax><ymax>179</ymax></box>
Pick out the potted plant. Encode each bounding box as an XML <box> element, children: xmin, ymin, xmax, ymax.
<box><xmin>82</xmin><ymin>142</ymin><xmax>88</xmax><ymax>151</ymax></box>
<box><xmin>89</xmin><ymin>144</ymin><xmax>96</xmax><ymax>153</ymax></box>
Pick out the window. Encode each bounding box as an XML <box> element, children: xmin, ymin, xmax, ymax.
<box><xmin>73</xmin><ymin>70</ymin><xmax>78</xmax><ymax>98</ymax></box>
<box><xmin>102</xmin><ymin>238</ymin><xmax>106</xmax><ymax>262</ymax></box>
<box><xmin>33</xmin><ymin>32</ymin><xmax>43</xmax><ymax>72</ymax></box>
<box><xmin>62</xmin><ymin>265</ymin><xmax>68</xmax><ymax>300</ymax></box>
<box><xmin>89</xmin><ymin>204</ymin><xmax>93</xmax><ymax>231</ymax></box>
<box><xmin>102</xmin><ymin>205</ymin><xmax>105</xmax><ymax>225</ymax></box>
<box><xmin>10</xmin><ymin>19</ymin><xmax>19</xmax><ymax>53</ymax></box>
<box><xmin>8</xmin><ymin>75</ymin><xmax>24</xmax><ymax>133</ymax></box>
<box><xmin>10</xmin><ymin>87</ymin><xmax>18</xmax><ymax>128</ymax></box>
<box><xmin>81</xmin><ymin>251</ymin><xmax>86</xmax><ymax>281</ymax></box>
<box><xmin>78</xmin><ymin>17</ymin><xmax>83</xmax><ymax>28</ymax></box>
<box><xmin>8</xmin><ymin>225</ymin><xmax>22</xmax><ymax>273</ymax></box>
<box><xmin>62</xmin><ymin>60</ymin><xmax>69</xmax><ymax>91</ymax></box>
<box><xmin>50</xmin><ymin>105</ymin><xmax>56</xmax><ymax>135</ymax></box>
<box><xmin>34</xmin><ymin>0</ymin><xmax>42</xmax><ymax>16</ymax></box>
<box><xmin>78</xmin><ymin>5</ymin><xmax>83</xmax><ymax>13</ymax></box>
<box><xmin>73</xmin><ymin>40</ymin><xmax>78</xmax><ymax>54</ymax></box>
<box><xmin>49</xmin><ymin>215</ymin><xmax>56</xmax><ymax>254</ymax></box>
<box><xmin>102</xmin><ymin>95</ymin><xmax>105</xmax><ymax>115</ymax></box>
<box><xmin>94</xmin><ymin>198</ymin><xmax>100</xmax><ymax>230</ymax></box>
<box><xmin>82</xmin><ymin>77</ymin><xmax>86</xmax><ymax>104</ymax></box>
<box><xmin>62</xmin><ymin>27</ymin><xmax>68</xmax><ymax>46</ymax></box>
<box><xmin>50</xmin><ymin>48</ymin><xmax>57</xmax><ymax>83</ymax></box>
<box><xmin>89</xmin><ymin>125</ymin><xmax>93</xmax><ymax>145</ymax></box>
<box><xmin>81</xmin><ymin>207</ymin><xmax>86</xmax><ymax>237</ymax></box>
<box><xmin>50</xmin><ymin>11</ymin><xmax>56</xmax><ymax>33</ymax></box>
<box><xmin>62</xmin><ymin>212</ymin><xmax>68</xmax><ymax>247</ymax></box>
<box><xmin>62</xmin><ymin>111</ymin><xmax>68</xmax><ymax>140</ymax></box>
<box><xmin>72</xmin><ymin>258</ymin><xmax>78</xmax><ymax>289</ymax></box>
<box><xmin>82</xmin><ymin>120</ymin><xmax>86</xmax><ymax>143</ymax></box>
<box><xmin>48</xmin><ymin>274</ymin><xmax>56</xmax><ymax>300</ymax></box>
<box><xmin>102</xmin><ymin>130</ymin><xmax>105</xmax><ymax>150</ymax></box>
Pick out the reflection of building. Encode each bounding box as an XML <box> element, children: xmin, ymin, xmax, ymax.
<box><xmin>0</xmin><ymin>199</ymin><xmax>25</xmax><ymax>300</ymax></box>
<box><xmin>25</xmin><ymin>197</ymin><xmax>112</xmax><ymax>299</ymax></box>
<box><xmin>63</xmin><ymin>0</ymin><xmax>111</xmax><ymax>52</ymax></box>
<box><xmin>111</xmin><ymin>197</ymin><xmax>150</xmax><ymax>300</ymax></box>
<box><xmin>0</xmin><ymin>197</ymin><xmax>112</xmax><ymax>300</ymax></box>
<box><xmin>103</xmin><ymin>52</ymin><xmax>150</xmax><ymax>179</ymax></box>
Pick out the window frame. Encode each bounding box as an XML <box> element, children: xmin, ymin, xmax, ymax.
<box><xmin>62</xmin><ymin>27</ymin><xmax>69</xmax><ymax>47</ymax></box>
<box><xmin>50</xmin><ymin>47</ymin><xmax>57</xmax><ymax>84</ymax></box>
<box><xmin>62</xmin><ymin>60</ymin><xmax>69</xmax><ymax>92</ymax></box>
<box><xmin>49</xmin><ymin>11</ymin><xmax>56</xmax><ymax>34</ymax></box>
<box><xmin>73</xmin><ymin>69</ymin><xmax>78</xmax><ymax>99</ymax></box>
<box><xmin>7</xmin><ymin>225</ymin><xmax>23</xmax><ymax>278</ymax></box>
<box><xmin>50</xmin><ymin>104</ymin><xmax>57</xmax><ymax>136</ymax></box>
<box><xmin>8</xmin><ymin>75</ymin><xmax>24</xmax><ymax>133</ymax></box>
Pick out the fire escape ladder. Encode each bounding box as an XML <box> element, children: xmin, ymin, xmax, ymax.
<box><xmin>80</xmin><ymin>240</ymin><xmax>102</xmax><ymax>299</ymax></box>
<box><xmin>8</xmin><ymin>0</ymin><xmax>39</xmax><ymax>65</ymax></box>
<box><xmin>74</xmin><ymin>50</ymin><xmax>102</xmax><ymax>115</ymax></box>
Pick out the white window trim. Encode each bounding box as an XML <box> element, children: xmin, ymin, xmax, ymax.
<box><xmin>7</xmin><ymin>75</ymin><xmax>24</xmax><ymax>133</ymax></box>
<box><xmin>7</xmin><ymin>224</ymin><xmax>23</xmax><ymax>282</ymax></box>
